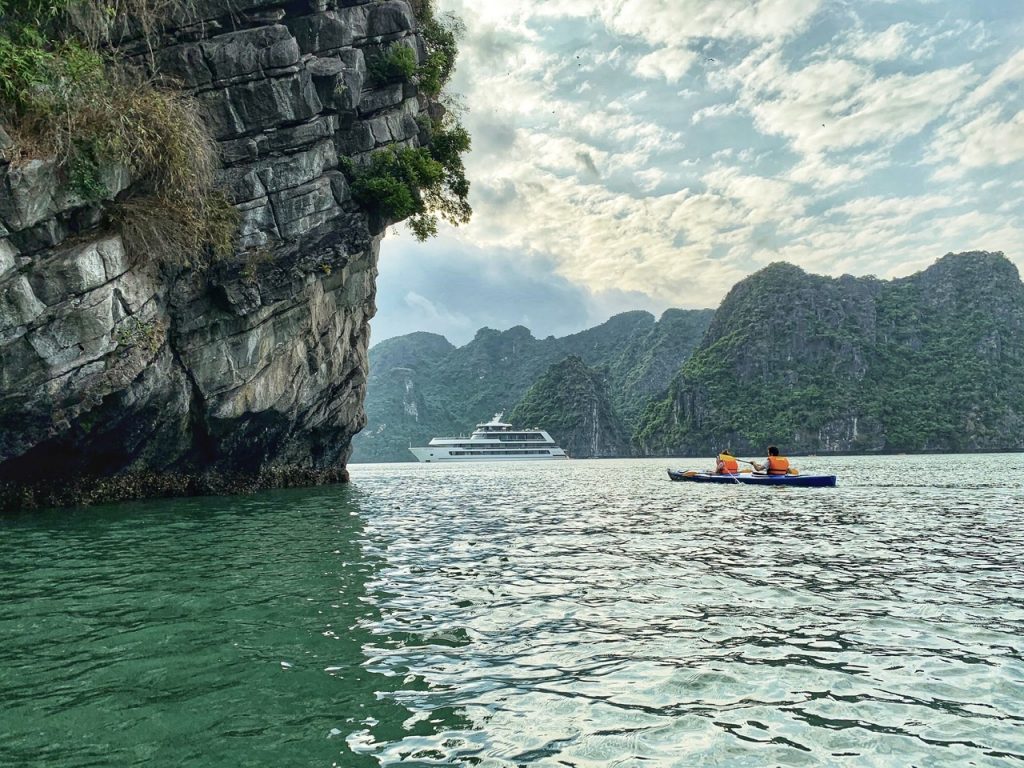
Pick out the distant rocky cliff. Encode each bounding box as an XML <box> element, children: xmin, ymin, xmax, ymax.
<box><xmin>0</xmin><ymin>0</ymin><xmax>440</xmax><ymax>508</ymax></box>
<box><xmin>510</xmin><ymin>356</ymin><xmax>631</xmax><ymax>458</ymax></box>
<box><xmin>353</xmin><ymin>309</ymin><xmax>713</xmax><ymax>461</ymax></box>
<box><xmin>636</xmin><ymin>251</ymin><xmax>1024</xmax><ymax>455</ymax></box>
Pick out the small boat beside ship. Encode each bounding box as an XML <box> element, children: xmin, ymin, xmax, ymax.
<box><xmin>410</xmin><ymin>413</ymin><xmax>568</xmax><ymax>462</ymax></box>
<box><xmin>667</xmin><ymin>469</ymin><xmax>837</xmax><ymax>487</ymax></box>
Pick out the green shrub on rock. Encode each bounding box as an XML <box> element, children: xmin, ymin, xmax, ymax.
<box><xmin>348</xmin><ymin>116</ymin><xmax>471</xmax><ymax>241</ymax></box>
<box><xmin>368</xmin><ymin>43</ymin><xmax>417</xmax><ymax>85</ymax></box>
<box><xmin>412</xmin><ymin>0</ymin><xmax>464</xmax><ymax>98</ymax></box>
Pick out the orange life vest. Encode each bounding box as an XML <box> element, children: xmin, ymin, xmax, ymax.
<box><xmin>717</xmin><ymin>454</ymin><xmax>739</xmax><ymax>473</ymax></box>
<box><xmin>767</xmin><ymin>455</ymin><xmax>790</xmax><ymax>475</ymax></box>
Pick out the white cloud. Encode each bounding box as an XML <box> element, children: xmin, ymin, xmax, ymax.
<box><xmin>692</xmin><ymin>102</ymin><xmax>739</xmax><ymax>124</ymax></box>
<box><xmin>844</xmin><ymin>23</ymin><xmax>912</xmax><ymax>61</ymax></box>
<box><xmin>601</xmin><ymin>0</ymin><xmax>823</xmax><ymax>47</ymax></box>
<box><xmin>929</xmin><ymin>108</ymin><xmax>1024</xmax><ymax>180</ymax></box>
<box><xmin>925</xmin><ymin>48</ymin><xmax>1024</xmax><ymax>177</ymax></box>
<box><xmin>723</xmin><ymin>46</ymin><xmax>978</xmax><ymax>156</ymax></box>
<box><xmin>634</xmin><ymin>168</ymin><xmax>667</xmax><ymax>191</ymax></box>
<box><xmin>423</xmin><ymin>0</ymin><xmax>1024</xmax><ymax>330</ymax></box>
<box><xmin>635</xmin><ymin>47</ymin><xmax>699</xmax><ymax>83</ymax></box>
<box><xmin>403</xmin><ymin>291</ymin><xmax>475</xmax><ymax>331</ymax></box>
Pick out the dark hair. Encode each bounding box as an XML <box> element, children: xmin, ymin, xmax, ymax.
<box><xmin>767</xmin><ymin>445</ymin><xmax>779</xmax><ymax>456</ymax></box>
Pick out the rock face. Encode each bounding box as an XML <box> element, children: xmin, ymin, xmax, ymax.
<box><xmin>352</xmin><ymin>309</ymin><xmax>714</xmax><ymax>462</ymax></box>
<box><xmin>635</xmin><ymin>252</ymin><xmax>1024</xmax><ymax>455</ymax></box>
<box><xmin>0</xmin><ymin>0</ymin><xmax>432</xmax><ymax>507</ymax></box>
<box><xmin>509</xmin><ymin>356</ymin><xmax>631</xmax><ymax>459</ymax></box>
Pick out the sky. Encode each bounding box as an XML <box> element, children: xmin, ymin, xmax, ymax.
<box><xmin>371</xmin><ymin>0</ymin><xmax>1024</xmax><ymax>346</ymax></box>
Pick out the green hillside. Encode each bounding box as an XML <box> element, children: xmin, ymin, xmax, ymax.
<box><xmin>509</xmin><ymin>356</ymin><xmax>631</xmax><ymax>458</ymax></box>
<box><xmin>352</xmin><ymin>309</ymin><xmax>713</xmax><ymax>461</ymax></box>
<box><xmin>635</xmin><ymin>251</ymin><xmax>1024</xmax><ymax>455</ymax></box>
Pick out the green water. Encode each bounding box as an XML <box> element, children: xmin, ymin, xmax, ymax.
<box><xmin>2</xmin><ymin>455</ymin><xmax>1023</xmax><ymax>766</ymax></box>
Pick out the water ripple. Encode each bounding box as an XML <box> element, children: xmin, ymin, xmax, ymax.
<box><xmin>351</xmin><ymin>456</ymin><xmax>1024</xmax><ymax>766</ymax></box>
<box><xmin>1</xmin><ymin>455</ymin><xmax>1023</xmax><ymax>766</ymax></box>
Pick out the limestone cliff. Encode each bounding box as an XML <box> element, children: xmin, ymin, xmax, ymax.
<box><xmin>635</xmin><ymin>252</ymin><xmax>1024</xmax><ymax>456</ymax></box>
<box><xmin>352</xmin><ymin>310</ymin><xmax>713</xmax><ymax>462</ymax></box>
<box><xmin>0</xmin><ymin>0</ymin><xmax>441</xmax><ymax>508</ymax></box>
<box><xmin>509</xmin><ymin>356</ymin><xmax>632</xmax><ymax>459</ymax></box>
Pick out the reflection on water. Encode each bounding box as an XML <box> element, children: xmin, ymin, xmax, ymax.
<box><xmin>2</xmin><ymin>455</ymin><xmax>1023</xmax><ymax>766</ymax></box>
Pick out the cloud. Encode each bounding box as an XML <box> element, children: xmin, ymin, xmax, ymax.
<box><xmin>691</xmin><ymin>102</ymin><xmax>740</xmax><ymax>124</ymax></box>
<box><xmin>719</xmin><ymin>45</ymin><xmax>978</xmax><ymax>156</ymax></box>
<box><xmin>840</xmin><ymin>23</ymin><xmax>912</xmax><ymax>61</ymax></box>
<box><xmin>600</xmin><ymin>0</ymin><xmax>823</xmax><ymax>47</ymax></box>
<box><xmin>373</xmin><ymin>235</ymin><xmax>673</xmax><ymax>345</ymax></box>
<box><xmin>379</xmin><ymin>0</ymin><xmax>1024</xmax><ymax>346</ymax></box>
<box><xmin>929</xmin><ymin>108</ymin><xmax>1024</xmax><ymax>180</ymax></box>
<box><xmin>925</xmin><ymin>48</ymin><xmax>1024</xmax><ymax>178</ymax></box>
<box><xmin>635</xmin><ymin>47</ymin><xmax>699</xmax><ymax>83</ymax></box>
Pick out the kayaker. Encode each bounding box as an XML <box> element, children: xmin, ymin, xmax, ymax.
<box><xmin>715</xmin><ymin>449</ymin><xmax>739</xmax><ymax>474</ymax></box>
<box><xmin>753</xmin><ymin>446</ymin><xmax>790</xmax><ymax>475</ymax></box>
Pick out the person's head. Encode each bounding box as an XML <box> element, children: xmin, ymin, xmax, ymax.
<box><xmin>721</xmin><ymin>449</ymin><xmax>733</xmax><ymax>457</ymax></box>
<box><xmin>767</xmin><ymin>446</ymin><xmax>779</xmax><ymax>456</ymax></box>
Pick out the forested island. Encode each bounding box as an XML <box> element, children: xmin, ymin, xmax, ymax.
<box><xmin>356</xmin><ymin>251</ymin><xmax>1024</xmax><ymax>461</ymax></box>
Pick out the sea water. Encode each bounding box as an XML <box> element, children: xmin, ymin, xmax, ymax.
<box><xmin>2</xmin><ymin>455</ymin><xmax>1022</xmax><ymax>767</ymax></box>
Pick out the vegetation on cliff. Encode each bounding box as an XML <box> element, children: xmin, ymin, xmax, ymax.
<box><xmin>0</xmin><ymin>0</ymin><xmax>237</xmax><ymax>266</ymax></box>
<box><xmin>635</xmin><ymin>252</ymin><xmax>1024</xmax><ymax>455</ymax></box>
<box><xmin>348</xmin><ymin>0</ymin><xmax>471</xmax><ymax>241</ymax></box>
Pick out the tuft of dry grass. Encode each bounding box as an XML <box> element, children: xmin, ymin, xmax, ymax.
<box><xmin>1</xmin><ymin>0</ymin><xmax>238</xmax><ymax>267</ymax></box>
<box><xmin>114</xmin><ymin>190</ymin><xmax>238</xmax><ymax>268</ymax></box>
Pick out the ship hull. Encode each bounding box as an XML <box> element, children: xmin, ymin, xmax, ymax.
<box><xmin>409</xmin><ymin>447</ymin><xmax>569</xmax><ymax>462</ymax></box>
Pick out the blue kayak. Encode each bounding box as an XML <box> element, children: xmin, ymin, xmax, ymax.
<box><xmin>667</xmin><ymin>469</ymin><xmax>837</xmax><ymax>487</ymax></box>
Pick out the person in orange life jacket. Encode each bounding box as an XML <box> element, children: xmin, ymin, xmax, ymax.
<box><xmin>715</xmin><ymin>449</ymin><xmax>739</xmax><ymax>474</ymax></box>
<box><xmin>753</xmin><ymin>446</ymin><xmax>790</xmax><ymax>475</ymax></box>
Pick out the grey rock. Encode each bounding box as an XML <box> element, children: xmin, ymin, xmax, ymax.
<box><xmin>0</xmin><ymin>275</ymin><xmax>47</xmax><ymax>335</ymax></box>
<box><xmin>287</xmin><ymin>12</ymin><xmax>350</xmax><ymax>54</ymax></box>
<box><xmin>198</xmin><ymin>72</ymin><xmax>323</xmax><ymax>139</ymax></box>
<box><xmin>0</xmin><ymin>160</ymin><xmax>61</xmax><ymax>232</ymax></box>
<box><xmin>327</xmin><ymin>171</ymin><xmax>350</xmax><ymax>204</ymax></box>
<box><xmin>28</xmin><ymin>236</ymin><xmax>126</xmax><ymax>305</ymax></box>
<box><xmin>337</xmin><ymin>122</ymin><xmax>377</xmax><ymax>154</ymax></box>
<box><xmin>359</xmin><ymin>84</ymin><xmax>404</xmax><ymax>115</ymax></box>
<box><xmin>156</xmin><ymin>43</ymin><xmax>214</xmax><ymax>88</ymax></box>
<box><xmin>236</xmin><ymin>196</ymin><xmax>279</xmax><ymax>249</ymax></box>
<box><xmin>201</xmin><ymin>25</ymin><xmax>300</xmax><ymax>83</ymax></box>
<box><xmin>0</xmin><ymin>238</ymin><xmax>16</xmax><ymax>279</ymax></box>
<box><xmin>269</xmin><ymin>176</ymin><xmax>340</xmax><ymax>239</ymax></box>
<box><xmin>307</xmin><ymin>56</ymin><xmax>346</xmax><ymax>78</ymax></box>
<box><xmin>0</xmin><ymin>0</ymin><xmax>433</xmax><ymax>506</ymax></box>
<box><xmin>264</xmin><ymin>115</ymin><xmax>337</xmax><ymax>153</ymax></box>
<box><xmin>219</xmin><ymin>136</ymin><xmax>261</xmax><ymax>165</ymax></box>
<box><xmin>216</xmin><ymin>164</ymin><xmax>267</xmax><ymax>204</ymax></box>
<box><xmin>366</xmin><ymin>1</ymin><xmax>414</xmax><ymax>39</ymax></box>
<box><xmin>256</xmin><ymin>139</ymin><xmax>337</xmax><ymax>194</ymax></box>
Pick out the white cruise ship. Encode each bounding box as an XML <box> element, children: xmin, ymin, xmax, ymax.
<box><xmin>409</xmin><ymin>413</ymin><xmax>568</xmax><ymax>462</ymax></box>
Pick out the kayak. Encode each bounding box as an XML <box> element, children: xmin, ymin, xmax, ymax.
<box><xmin>667</xmin><ymin>469</ymin><xmax>837</xmax><ymax>487</ymax></box>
